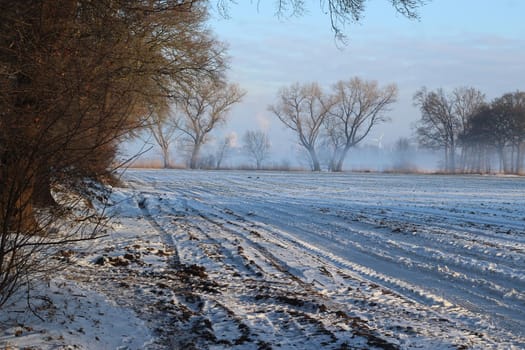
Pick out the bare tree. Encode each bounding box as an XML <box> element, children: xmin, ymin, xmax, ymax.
<box><xmin>269</xmin><ymin>82</ymin><xmax>334</xmax><ymax>171</ymax></box>
<box><xmin>452</xmin><ymin>87</ymin><xmax>486</xmax><ymax>171</ymax></box>
<box><xmin>414</xmin><ymin>88</ymin><xmax>458</xmax><ymax>172</ymax></box>
<box><xmin>325</xmin><ymin>78</ymin><xmax>397</xmax><ymax>172</ymax></box>
<box><xmin>175</xmin><ymin>80</ymin><xmax>245</xmax><ymax>169</ymax></box>
<box><xmin>414</xmin><ymin>87</ymin><xmax>485</xmax><ymax>173</ymax></box>
<box><xmin>243</xmin><ymin>130</ymin><xmax>271</xmax><ymax>169</ymax></box>
<box><xmin>461</xmin><ymin>105</ymin><xmax>501</xmax><ymax>173</ymax></box>
<box><xmin>453</xmin><ymin>87</ymin><xmax>486</xmax><ymax>131</ymax></box>
<box><xmin>499</xmin><ymin>92</ymin><xmax>525</xmax><ymax>174</ymax></box>
<box><xmin>216</xmin><ymin>133</ymin><xmax>236</xmax><ymax>169</ymax></box>
<box><xmin>146</xmin><ymin>107</ymin><xmax>180</xmax><ymax>169</ymax></box>
<box><xmin>462</xmin><ymin>92</ymin><xmax>525</xmax><ymax>174</ymax></box>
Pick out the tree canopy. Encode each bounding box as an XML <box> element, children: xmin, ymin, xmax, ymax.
<box><xmin>1</xmin><ymin>0</ymin><xmax>226</xmax><ymax>219</ymax></box>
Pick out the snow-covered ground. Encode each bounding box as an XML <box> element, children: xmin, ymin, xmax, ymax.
<box><xmin>2</xmin><ymin>170</ymin><xmax>524</xmax><ymax>349</ymax></box>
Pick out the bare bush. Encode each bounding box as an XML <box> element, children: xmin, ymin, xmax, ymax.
<box><xmin>242</xmin><ymin>130</ymin><xmax>271</xmax><ymax>170</ymax></box>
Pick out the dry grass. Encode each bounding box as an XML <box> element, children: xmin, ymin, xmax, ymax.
<box><xmin>128</xmin><ymin>158</ymin><xmax>186</xmax><ymax>169</ymax></box>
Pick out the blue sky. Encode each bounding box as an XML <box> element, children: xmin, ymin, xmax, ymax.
<box><xmin>205</xmin><ymin>0</ymin><xmax>525</xmax><ymax>157</ymax></box>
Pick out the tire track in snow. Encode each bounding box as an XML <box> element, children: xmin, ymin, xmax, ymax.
<box><xmin>130</xmin><ymin>187</ymin><xmax>181</xmax><ymax>267</ymax></box>
<box><xmin>174</xmin><ymin>191</ymin><xmax>506</xmax><ymax>348</ymax></box>
<box><xmin>173</xmin><ymin>186</ymin><xmax>525</xmax><ymax>347</ymax></box>
<box><xmin>170</xmin><ymin>190</ymin><xmax>403</xmax><ymax>349</ymax></box>
<box><xmin>124</xmin><ymin>169</ymin><xmax>525</xmax><ymax>348</ymax></box>
<box><xmin>236</xmin><ymin>200</ymin><xmax>525</xmax><ymax>344</ymax></box>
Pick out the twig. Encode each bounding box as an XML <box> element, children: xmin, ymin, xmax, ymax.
<box><xmin>25</xmin><ymin>279</ymin><xmax>45</xmax><ymax>322</ymax></box>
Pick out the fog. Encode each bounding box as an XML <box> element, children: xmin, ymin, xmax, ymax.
<box><xmin>124</xmin><ymin>138</ymin><xmax>443</xmax><ymax>173</ymax></box>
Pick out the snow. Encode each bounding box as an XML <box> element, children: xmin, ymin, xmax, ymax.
<box><xmin>2</xmin><ymin>170</ymin><xmax>525</xmax><ymax>349</ymax></box>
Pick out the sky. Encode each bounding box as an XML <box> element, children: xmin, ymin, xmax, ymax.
<box><xmin>199</xmin><ymin>0</ymin><xmax>524</xmax><ymax>163</ymax></box>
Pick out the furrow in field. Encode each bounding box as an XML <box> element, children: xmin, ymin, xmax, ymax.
<box><xmin>230</xmin><ymin>199</ymin><xmax>525</xmax><ymax>339</ymax></box>
<box><xmin>123</xmin><ymin>169</ymin><xmax>525</xmax><ymax>348</ymax></box>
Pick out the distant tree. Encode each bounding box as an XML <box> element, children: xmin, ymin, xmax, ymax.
<box><xmin>499</xmin><ymin>92</ymin><xmax>525</xmax><ymax>173</ymax></box>
<box><xmin>146</xmin><ymin>106</ymin><xmax>180</xmax><ymax>169</ymax></box>
<box><xmin>452</xmin><ymin>87</ymin><xmax>486</xmax><ymax>171</ymax></box>
<box><xmin>413</xmin><ymin>87</ymin><xmax>485</xmax><ymax>173</ymax></box>
<box><xmin>243</xmin><ymin>130</ymin><xmax>271</xmax><ymax>169</ymax></box>
<box><xmin>460</xmin><ymin>105</ymin><xmax>497</xmax><ymax>173</ymax></box>
<box><xmin>392</xmin><ymin>137</ymin><xmax>415</xmax><ymax>171</ymax></box>
<box><xmin>215</xmin><ymin>133</ymin><xmax>236</xmax><ymax>169</ymax></box>
<box><xmin>453</xmin><ymin>87</ymin><xmax>487</xmax><ymax>131</ymax></box>
<box><xmin>175</xmin><ymin>79</ymin><xmax>245</xmax><ymax>169</ymax></box>
<box><xmin>325</xmin><ymin>78</ymin><xmax>397</xmax><ymax>172</ymax></box>
<box><xmin>414</xmin><ymin>88</ymin><xmax>458</xmax><ymax>172</ymax></box>
<box><xmin>269</xmin><ymin>82</ymin><xmax>334</xmax><ymax>171</ymax></box>
<box><xmin>484</xmin><ymin>98</ymin><xmax>514</xmax><ymax>173</ymax></box>
<box><xmin>462</xmin><ymin>92</ymin><xmax>525</xmax><ymax>173</ymax></box>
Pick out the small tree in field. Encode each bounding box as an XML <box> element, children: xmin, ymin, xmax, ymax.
<box><xmin>174</xmin><ymin>80</ymin><xmax>245</xmax><ymax>169</ymax></box>
<box><xmin>325</xmin><ymin>78</ymin><xmax>397</xmax><ymax>172</ymax></box>
<box><xmin>146</xmin><ymin>106</ymin><xmax>180</xmax><ymax>169</ymax></box>
<box><xmin>243</xmin><ymin>130</ymin><xmax>271</xmax><ymax>169</ymax></box>
<box><xmin>269</xmin><ymin>82</ymin><xmax>334</xmax><ymax>171</ymax></box>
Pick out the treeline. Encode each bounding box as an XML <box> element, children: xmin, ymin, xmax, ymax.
<box><xmin>145</xmin><ymin>77</ymin><xmax>397</xmax><ymax>171</ymax></box>
<box><xmin>414</xmin><ymin>88</ymin><xmax>525</xmax><ymax>174</ymax></box>
<box><xmin>147</xmin><ymin>84</ymin><xmax>525</xmax><ymax>175</ymax></box>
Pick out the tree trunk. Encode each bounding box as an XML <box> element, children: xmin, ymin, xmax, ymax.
<box><xmin>516</xmin><ymin>143</ymin><xmax>523</xmax><ymax>175</ymax></box>
<box><xmin>449</xmin><ymin>148</ymin><xmax>456</xmax><ymax>174</ymax></box>
<box><xmin>308</xmin><ymin>148</ymin><xmax>321</xmax><ymax>171</ymax></box>
<box><xmin>189</xmin><ymin>142</ymin><xmax>201</xmax><ymax>169</ymax></box>
<box><xmin>333</xmin><ymin>145</ymin><xmax>352</xmax><ymax>172</ymax></box>
<box><xmin>1</xmin><ymin>161</ymin><xmax>39</xmax><ymax>233</ymax></box>
<box><xmin>444</xmin><ymin>146</ymin><xmax>449</xmax><ymax>173</ymax></box>
<box><xmin>307</xmin><ymin>147</ymin><xmax>321</xmax><ymax>171</ymax></box>
<box><xmin>459</xmin><ymin>147</ymin><xmax>467</xmax><ymax>173</ymax></box>
<box><xmin>32</xmin><ymin>169</ymin><xmax>57</xmax><ymax>208</ymax></box>
<box><xmin>333</xmin><ymin>157</ymin><xmax>344</xmax><ymax>172</ymax></box>
<box><xmin>498</xmin><ymin>147</ymin><xmax>505</xmax><ymax>173</ymax></box>
<box><xmin>161</xmin><ymin>145</ymin><xmax>171</xmax><ymax>169</ymax></box>
<box><xmin>328</xmin><ymin>157</ymin><xmax>335</xmax><ymax>172</ymax></box>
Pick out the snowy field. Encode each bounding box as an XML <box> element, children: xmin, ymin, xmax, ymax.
<box><xmin>2</xmin><ymin>170</ymin><xmax>525</xmax><ymax>349</ymax></box>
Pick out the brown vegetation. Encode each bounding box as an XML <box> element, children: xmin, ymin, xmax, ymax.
<box><xmin>0</xmin><ymin>0</ymin><xmax>225</xmax><ymax>307</ymax></box>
